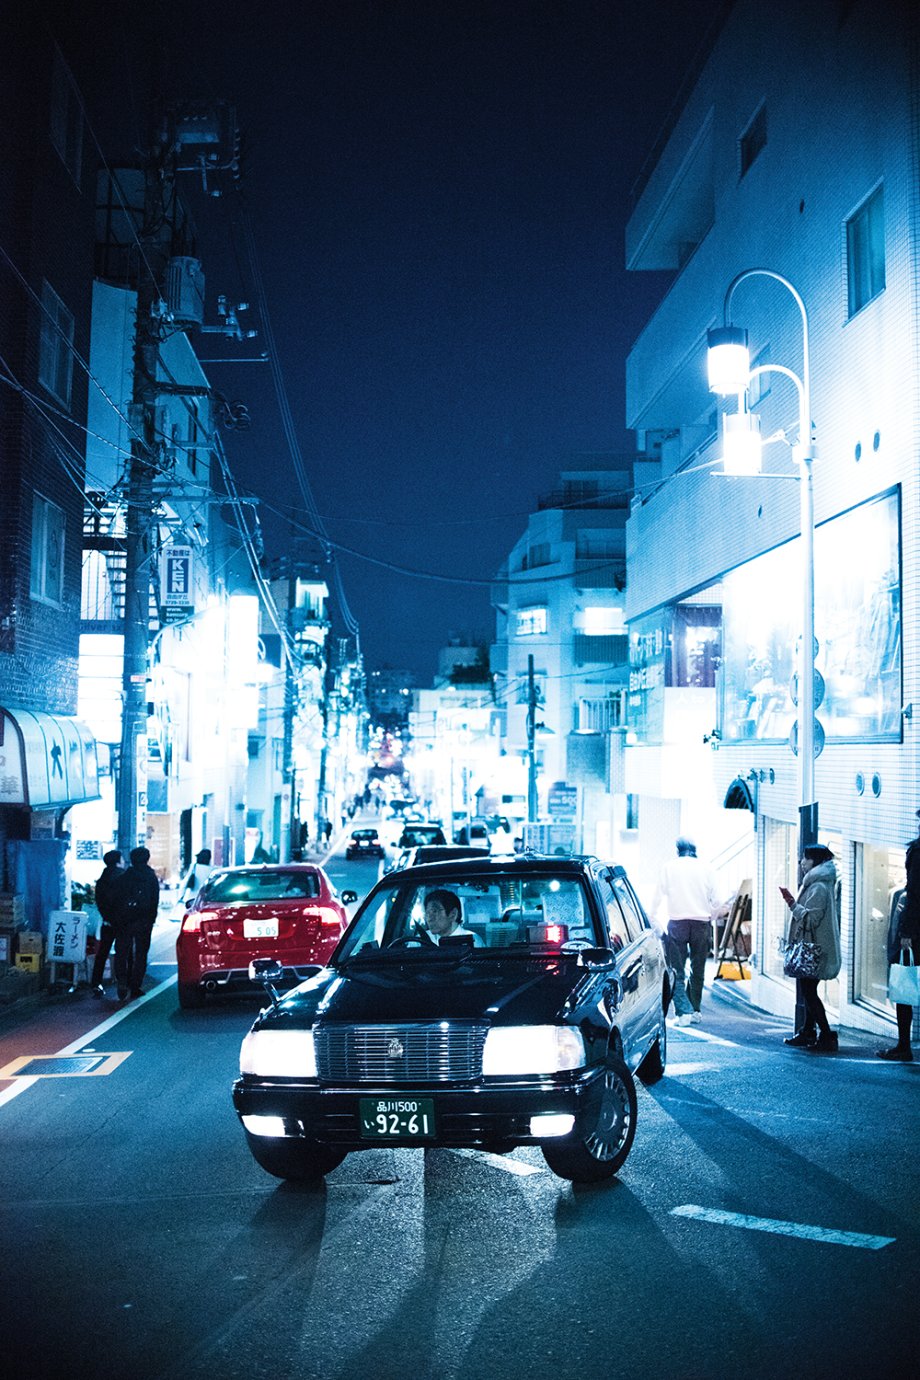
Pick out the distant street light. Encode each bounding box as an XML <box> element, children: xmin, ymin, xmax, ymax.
<box><xmin>707</xmin><ymin>268</ymin><xmax>818</xmax><ymax>852</ymax></box>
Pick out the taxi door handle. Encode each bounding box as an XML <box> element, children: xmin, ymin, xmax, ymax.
<box><xmin>619</xmin><ymin>956</ymin><xmax>642</xmax><ymax>992</ymax></box>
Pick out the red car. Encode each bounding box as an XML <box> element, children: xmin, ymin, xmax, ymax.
<box><xmin>176</xmin><ymin>864</ymin><xmax>355</xmax><ymax>1009</ymax></box>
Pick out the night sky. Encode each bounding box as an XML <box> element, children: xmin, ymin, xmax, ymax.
<box><xmin>60</xmin><ymin>0</ymin><xmax>728</xmax><ymax>678</ymax></box>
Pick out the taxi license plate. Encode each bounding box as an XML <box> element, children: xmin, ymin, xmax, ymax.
<box><xmin>243</xmin><ymin>918</ymin><xmax>279</xmax><ymax>939</ymax></box>
<box><xmin>359</xmin><ymin>1097</ymin><xmax>435</xmax><ymax>1139</ymax></box>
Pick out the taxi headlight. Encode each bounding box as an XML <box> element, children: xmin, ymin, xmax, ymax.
<box><xmin>240</xmin><ymin>1029</ymin><xmax>317</xmax><ymax>1079</ymax></box>
<box><xmin>482</xmin><ymin>1025</ymin><xmax>586</xmax><ymax>1076</ymax></box>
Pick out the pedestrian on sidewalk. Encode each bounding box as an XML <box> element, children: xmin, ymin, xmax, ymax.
<box><xmin>113</xmin><ymin>846</ymin><xmax>160</xmax><ymax>1000</ymax></box>
<box><xmin>779</xmin><ymin>844</ymin><xmax>841</xmax><ymax>1053</ymax></box>
<box><xmin>652</xmin><ymin>837</ymin><xmax>720</xmax><ymax>1027</ymax></box>
<box><xmin>89</xmin><ymin>849</ymin><xmax>124</xmax><ymax>996</ymax></box>
<box><xmin>178</xmin><ymin>848</ymin><xmax>212</xmax><ymax>908</ymax></box>
<box><xmin>878</xmin><ymin>812</ymin><xmax>920</xmax><ymax>1062</ymax></box>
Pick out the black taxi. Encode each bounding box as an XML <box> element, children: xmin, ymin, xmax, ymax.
<box><xmin>232</xmin><ymin>854</ymin><xmax>671</xmax><ymax>1184</ymax></box>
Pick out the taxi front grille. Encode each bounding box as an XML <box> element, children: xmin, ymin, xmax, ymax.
<box><xmin>314</xmin><ymin>1023</ymin><xmax>488</xmax><ymax>1083</ymax></box>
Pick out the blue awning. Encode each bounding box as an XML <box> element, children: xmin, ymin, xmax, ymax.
<box><xmin>0</xmin><ymin>707</ymin><xmax>101</xmax><ymax>809</ymax></box>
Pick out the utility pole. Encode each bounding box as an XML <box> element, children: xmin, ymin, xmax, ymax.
<box><xmin>116</xmin><ymin>141</ymin><xmax>170</xmax><ymax>856</ymax></box>
<box><xmin>526</xmin><ymin>653</ymin><xmax>538</xmax><ymax>828</ymax></box>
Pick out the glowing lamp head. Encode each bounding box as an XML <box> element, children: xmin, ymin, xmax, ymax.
<box><xmin>721</xmin><ymin>411</ymin><xmax>763</xmax><ymax>476</ymax></box>
<box><xmin>707</xmin><ymin>325</ymin><xmax>750</xmax><ymax>395</ymax></box>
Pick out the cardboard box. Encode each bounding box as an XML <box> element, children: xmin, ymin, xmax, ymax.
<box><xmin>17</xmin><ymin>931</ymin><xmax>44</xmax><ymax>956</ymax></box>
<box><xmin>0</xmin><ymin>894</ymin><xmax>25</xmax><ymax>926</ymax></box>
<box><xmin>15</xmin><ymin>953</ymin><xmax>41</xmax><ymax>973</ymax></box>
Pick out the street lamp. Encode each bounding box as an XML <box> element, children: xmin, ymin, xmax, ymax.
<box><xmin>706</xmin><ymin>268</ymin><xmax>818</xmax><ymax>852</ymax></box>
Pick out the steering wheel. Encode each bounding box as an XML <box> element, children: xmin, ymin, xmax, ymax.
<box><xmin>387</xmin><ymin>928</ymin><xmax>436</xmax><ymax>950</ymax></box>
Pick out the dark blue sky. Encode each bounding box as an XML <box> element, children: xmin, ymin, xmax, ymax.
<box><xmin>66</xmin><ymin>0</ymin><xmax>728</xmax><ymax>677</ymax></box>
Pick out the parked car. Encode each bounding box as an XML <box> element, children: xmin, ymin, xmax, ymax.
<box><xmin>345</xmin><ymin>828</ymin><xmax>385</xmax><ymax>861</ymax></box>
<box><xmin>396</xmin><ymin>822</ymin><xmax>447</xmax><ymax>849</ymax></box>
<box><xmin>176</xmin><ymin>864</ymin><xmax>355</xmax><ymax>1010</ymax></box>
<box><xmin>389</xmin><ymin>844</ymin><xmax>490</xmax><ymax>872</ymax></box>
<box><xmin>233</xmin><ymin>853</ymin><xmax>671</xmax><ymax>1184</ymax></box>
<box><xmin>454</xmin><ymin>818</ymin><xmax>491</xmax><ymax>848</ymax></box>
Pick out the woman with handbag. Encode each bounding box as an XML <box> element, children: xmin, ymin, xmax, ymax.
<box><xmin>779</xmin><ymin>844</ymin><xmax>841</xmax><ymax>1052</ymax></box>
<box><xmin>877</xmin><ymin>816</ymin><xmax>920</xmax><ymax>1062</ymax></box>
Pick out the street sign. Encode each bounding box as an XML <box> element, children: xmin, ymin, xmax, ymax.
<box><xmin>160</xmin><ymin>544</ymin><xmax>194</xmax><ymax>619</ymax></box>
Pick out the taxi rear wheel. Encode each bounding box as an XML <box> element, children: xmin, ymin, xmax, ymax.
<box><xmin>245</xmin><ymin>1132</ymin><xmax>347</xmax><ymax>1182</ymax></box>
<box><xmin>540</xmin><ymin>1056</ymin><xmax>637</xmax><ymax>1183</ymax></box>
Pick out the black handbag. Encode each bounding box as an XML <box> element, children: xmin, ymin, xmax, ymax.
<box><xmin>779</xmin><ymin>921</ymin><xmax>823</xmax><ymax>979</ymax></box>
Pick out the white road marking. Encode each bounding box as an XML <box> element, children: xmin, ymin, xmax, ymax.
<box><xmin>664</xmin><ymin>1061</ymin><xmax>719</xmax><ymax>1076</ymax></box>
<box><xmin>0</xmin><ymin>975</ymin><xmax>177</xmax><ymax>1109</ymax></box>
<box><xmin>671</xmin><ymin>1204</ymin><xmax>895</xmax><ymax>1250</ymax></box>
<box><xmin>449</xmin><ymin>1148</ymin><xmax>543</xmax><ymax>1175</ymax></box>
<box><xmin>671</xmin><ymin>1026</ymin><xmax>739</xmax><ymax>1048</ymax></box>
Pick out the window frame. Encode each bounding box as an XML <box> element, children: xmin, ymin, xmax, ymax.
<box><xmin>38</xmin><ymin>280</ymin><xmax>75</xmax><ymax>408</ymax></box>
<box><xmin>49</xmin><ymin>47</ymin><xmax>84</xmax><ymax>186</ymax></box>
<box><xmin>739</xmin><ymin>104</ymin><xmax>767</xmax><ymax>178</ymax></box>
<box><xmin>30</xmin><ymin>492</ymin><xmax>66</xmax><ymax>608</ymax></box>
<box><xmin>846</xmin><ymin>184</ymin><xmax>885</xmax><ymax>319</ymax></box>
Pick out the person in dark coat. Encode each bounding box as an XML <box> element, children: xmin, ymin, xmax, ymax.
<box><xmin>779</xmin><ymin>844</ymin><xmax>841</xmax><ymax>1052</ymax></box>
<box><xmin>113</xmin><ymin>846</ymin><xmax>160</xmax><ymax>1001</ymax></box>
<box><xmin>90</xmin><ymin>849</ymin><xmax>124</xmax><ymax>996</ymax></box>
<box><xmin>878</xmin><ymin>813</ymin><xmax>920</xmax><ymax>1062</ymax></box>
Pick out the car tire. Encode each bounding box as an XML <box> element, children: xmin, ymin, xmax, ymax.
<box><xmin>177</xmin><ymin>981</ymin><xmax>206</xmax><ymax>1010</ymax></box>
<box><xmin>244</xmin><ymin>1132</ymin><xmax>346</xmax><ymax>1182</ymax></box>
<box><xmin>541</xmin><ymin>1054</ymin><xmax>638</xmax><ymax>1183</ymax></box>
<box><xmin>636</xmin><ymin>1004</ymin><xmax>667</xmax><ymax>1086</ymax></box>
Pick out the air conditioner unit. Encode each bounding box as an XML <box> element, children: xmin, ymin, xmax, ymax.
<box><xmin>165</xmin><ymin>257</ymin><xmax>205</xmax><ymax>327</ymax></box>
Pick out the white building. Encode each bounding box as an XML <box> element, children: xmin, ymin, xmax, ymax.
<box><xmin>624</xmin><ymin>0</ymin><xmax>917</xmax><ymax>1037</ymax></box>
<box><xmin>491</xmin><ymin>463</ymin><xmax>632</xmax><ymax>855</ymax></box>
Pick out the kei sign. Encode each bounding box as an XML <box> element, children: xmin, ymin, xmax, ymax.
<box><xmin>161</xmin><ymin>545</ymin><xmax>194</xmax><ymax>616</ymax></box>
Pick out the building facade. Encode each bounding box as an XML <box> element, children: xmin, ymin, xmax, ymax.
<box><xmin>0</xmin><ymin>24</ymin><xmax>101</xmax><ymax>928</ymax></box>
<box><xmin>624</xmin><ymin>0</ymin><xmax>918</xmax><ymax>1035</ymax></box>
<box><xmin>491</xmin><ymin>462</ymin><xmax>633</xmax><ymax>854</ymax></box>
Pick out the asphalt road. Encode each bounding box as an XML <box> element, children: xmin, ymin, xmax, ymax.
<box><xmin>0</xmin><ymin>856</ymin><xmax>917</xmax><ymax>1380</ymax></box>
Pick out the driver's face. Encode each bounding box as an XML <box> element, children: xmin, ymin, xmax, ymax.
<box><xmin>425</xmin><ymin>900</ymin><xmax>458</xmax><ymax>937</ymax></box>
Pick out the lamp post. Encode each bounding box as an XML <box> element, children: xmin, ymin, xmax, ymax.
<box><xmin>707</xmin><ymin>268</ymin><xmax>818</xmax><ymax>853</ymax></box>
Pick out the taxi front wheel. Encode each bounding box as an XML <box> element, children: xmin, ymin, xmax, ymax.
<box><xmin>540</xmin><ymin>1056</ymin><xmax>637</xmax><ymax>1183</ymax></box>
<box><xmin>245</xmin><ymin>1133</ymin><xmax>347</xmax><ymax>1182</ymax></box>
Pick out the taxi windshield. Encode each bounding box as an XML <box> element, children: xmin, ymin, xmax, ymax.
<box><xmin>337</xmin><ymin>871</ymin><xmax>598</xmax><ymax>960</ymax></box>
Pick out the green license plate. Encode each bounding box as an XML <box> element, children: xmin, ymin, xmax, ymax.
<box><xmin>359</xmin><ymin>1097</ymin><xmax>436</xmax><ymax>1139</ymax></box>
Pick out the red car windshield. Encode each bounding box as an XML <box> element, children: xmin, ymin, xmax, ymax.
<box><xmin>201</xmin><ymin>870</ymin><xmax>321</xmax><ymax>904</ymax></box>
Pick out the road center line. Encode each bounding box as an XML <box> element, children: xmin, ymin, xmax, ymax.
<box><xmin>671</xmin><ymin>1204</ymin><xmax>895</xmax><ymax>1250</ymax></box>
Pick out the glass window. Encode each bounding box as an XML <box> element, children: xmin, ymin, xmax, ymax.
<box><xmin>670</xmin><ymin>605</ymin><xmax>721</xmax><ymax>688</ymax></box>
<box><xmin>856</xmin><ymin>842</ymin><xmax>905</xmax><ymax>1013</ymax></box>
<box><xmin>740</xmin><ymin>105</ymin><xmax>767</xmax><ymax>177</ymax></box>
<box><xmin>764</xmin><ymin>820</ymin><xmax>843</xmax><ymax>1014</ymax></box>
<box><xmin>847</xmin><ymin>185</ymin><xmax>885</xmax><ymax>317</ymax></box>
<box><xmin>38</xmin><ymin>281</ymin><xmax>74</xmax><ymax>407</ymax></box>
<box><xmin>763</xmin><ymin>819</ymin><xmax>799</xmax><ymax>980</ymax></box>
<box><xmin>607</xmin><ymin>873</ymin><xmax>648</xmax><ymax>940</ymax></box>
<box><xmin>720</xmin><ymin>491</ymin><xmax>901</xmax><ymax>744</ymax></box>
<box><xmin>516</xmin><ymin>607</ymin><xmax>547</xmax><ymax>637</ymax></box>
<box><xmin>337</xmin><ymin>872</ymin><xmax>597</xmax><ymax>959</ymax></box>
<box><xmin>50</xmin><ymin>48</ymin><xmax>83</xmax><ymax>185</ymax></box>
<box><xmin>30</xmin><ymin>493</ymin><xmax>65</xmax><ymax>606</ymax></box>
<box><xmin>204</xmin><ymin>869</ymin><xmax>321</xmax><ymax>903</ymax></box>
